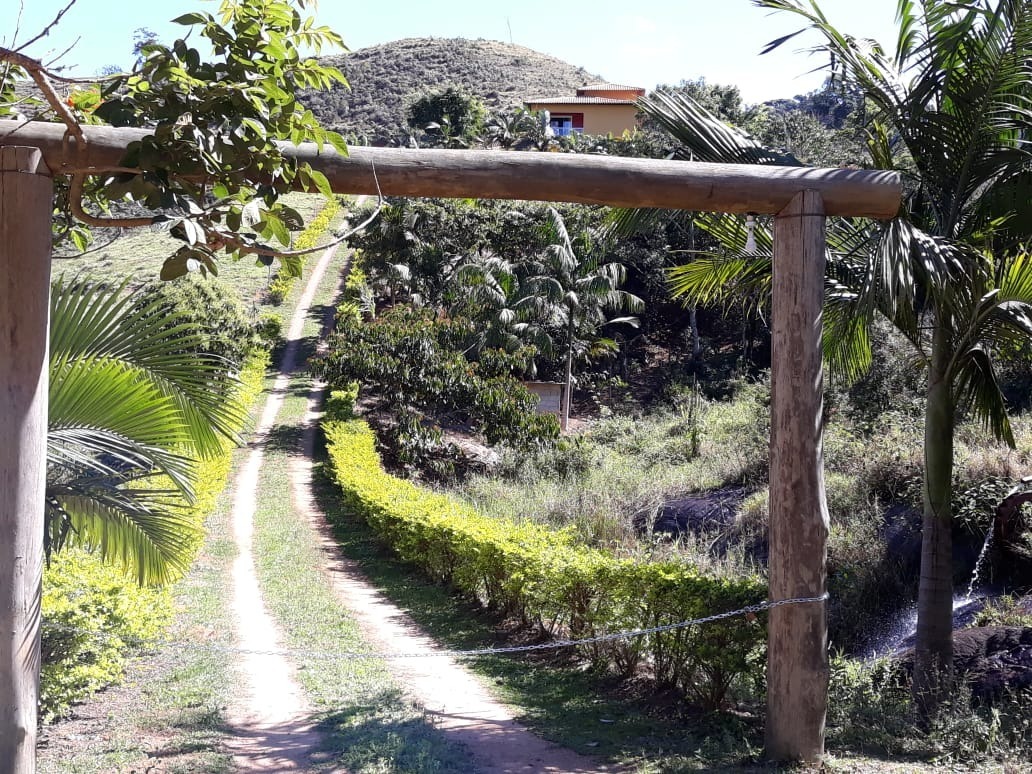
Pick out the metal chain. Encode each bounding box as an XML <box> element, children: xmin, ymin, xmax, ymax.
<box><xmin>42</xmin><ymin>593</ymin><xmax>827</xmax><ymax>662</ymax></box>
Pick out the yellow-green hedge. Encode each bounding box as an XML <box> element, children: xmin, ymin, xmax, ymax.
<box><xmin>323</xmin><ymin>401</ymin><xmax>767</xmax><ymax>707</ymax></box>
<box><xmin>40</xmin><ymin>350</ymin><xmax>270</xmax><ymax>720</ymax></box>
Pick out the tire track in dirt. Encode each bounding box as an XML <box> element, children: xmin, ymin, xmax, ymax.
<box><xmin>225</xmin><ymin>239</ymin><xmax>344</xmax><ymax>772</ymax></box>
<box><xmin>290</xmin><ymin>260</ymin><xmax>624</xmax><ymax>773</ymax></box>
<box><xmin>229</xmin><ymin>203</ymin><xmax>620</xmax><ymax>772</ymax></box>
<box><xmin>293</xmin><ymin>441</ymin><xmax>622</xmax><ymax>772</ymax></box>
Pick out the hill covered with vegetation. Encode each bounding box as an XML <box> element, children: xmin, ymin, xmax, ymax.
<box><xmin>303</xmin><ymin>38</ymin><xmax>603</xmax><ymax>142</ymax></box>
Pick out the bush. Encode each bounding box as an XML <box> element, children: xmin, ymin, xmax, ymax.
<box><xmin>313</xmin><ymin>305</ymin><xmax>560</xmax><ymax>470</ymax></box>
<box><xmin>40</xmin><ymin>551</ymin><xmax>171</xmax><ymax>721</ymax></box>
<box><xmin>828</xmin><ymin>655</ymin><xmax>1032</xmax><ymax>764</ymax></box>
<box><xmin>255</xmin><ymin>311</ymin><xmax>284</xmax><ymax>345</ymax></box>
<box><xmin>131</xmin><ymin>273</ymin><xmax>260</xmax><ymax>366</ymax></box>
<box><xmin>322</xmin><ymin>408</ymin><xmax>767</xmax><ymax>708</ymax></box>
<box><xmin>405</xmin><ymin>86</ymin><xmax>487</xmax><ymax>144</ymax></box>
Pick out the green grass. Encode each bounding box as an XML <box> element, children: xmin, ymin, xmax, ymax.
<box><xmin>310</xmin><ymin>459</ymin><xmax>772</xmax><ymax>772</ymax></box>
<box><xmin>54</xmin><ymin>192</ymin><xmax>332</xmax><ymax>307</ymax></box>
<box><xmin>36</xmin><ymin>388</ymin><xmax>253</xmax><ymax>774</ymax></box>
<box><xmin>253</xmin><ymin>381</ymin><xmax>477</xmax><ymax>773</ymax></box>
<box><xmin>242</xmin><ymin>251</ymin><xmax>477</xmax><ymax>771</ymax></box>
<box><xmin>35</xmin><ymin>206</ymin><xmax>345</xmax><ymax>773</ymax></box>
<box><xmin>38</xmin><ymin>212</ymin><xmax>1032</xmax><ymax>772</ymax></box>
<box><xmin>458</xmin><ymin>379</ymin><xmax>771</xmax><ymax>556</ymax></box>
<box><xmin>310</xmin><ymin>420</ymin><xmax>1032</xmax><ymax>773</ymax></box>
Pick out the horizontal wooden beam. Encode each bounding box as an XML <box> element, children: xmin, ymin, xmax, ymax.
<box><xmin>0</xmin><ymin>120</ymin><xmax>901</xmax><ymax>218</ymax></box>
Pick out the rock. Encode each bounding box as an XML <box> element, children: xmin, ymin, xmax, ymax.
<box><xmin>955</xmin><ymin>626</ymin><xmax>1032</xmax><ymax>703</ymax></box>
<box><xmin>898</xmin><ymin>625</ymin><xmax>1032</xmax><ymax>704</ymax></box>
<box><xmin>635</xmin><ymin>486</ymin><xmax>747</xmax><ymax>538</ymax></box>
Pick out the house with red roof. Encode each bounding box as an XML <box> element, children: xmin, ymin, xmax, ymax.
<box><xmin>525</xmin><ymin>83</ymin><xmax>645</xmax><ymax>137</ymax></box>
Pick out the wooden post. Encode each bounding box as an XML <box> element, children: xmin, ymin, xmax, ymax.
<box><xmin>766</xmin><ymin>190</ymin><xmax>830</xmax><ymax>762</ymax></box>
<box><xmin>0</xmin><ymin>147</ymin><xmax>52</xmax><ymax>774</ymax></box>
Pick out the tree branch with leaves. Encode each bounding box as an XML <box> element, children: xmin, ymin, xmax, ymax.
<box><xmin>0</xmin><ymin>0</ymin><xmax>374</xmax><ymax>280</ymax></box>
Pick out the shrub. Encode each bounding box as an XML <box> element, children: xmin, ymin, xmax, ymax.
<box><xmin>255</xmin><ymin>311</ymin><xmax>284</xmax><ymax>345</ymax></box>
<box><xmin>266</xmin><ymin>272</ymin><xmax>293</xmax><ymax>305</ymax></box>
<box><xmin>828</xmin><ymin>655</ymin><xmax>1032</xmax><ymax>764</ymax></box>
<box><xmin>322</xmin><ymin>410</ymin><xmax>767</xmax><ymax>708</ymax></box>
<box><xmin>405</xmin><ymin>86</ymin><xmax>487</xmax><ymax>145</ymax></box>
<box><xmin>313</xmin><ymin>305</ymin><xmax>560</xmax><ymax>471</ymax></box>
<box><xmin>131</xmin><ymin>273</ymin><xmax>260</xmax><ymax>366</ymax></box>
<box><xmin>40</xmin><ymin>551</ymin><xmax>171</xmax><ymax>721</ymax></box>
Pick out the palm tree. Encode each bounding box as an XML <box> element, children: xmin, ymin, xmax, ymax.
<box><xmin>483</xmin><ymin>108</ymin><xmax>542</xmax><ymax>149</ymax></box>
<box><xmin>449</xmin><ymin>252</ymin><xmax>552</xmax><ymax>362</ymax></box>
<box><xmin>520</xmin><ymin>208</ymin><xmax>643</xmax><ymax>430</ymax></box>
<box><xmin>647</xmin><ymin>0</ymin><xmax>1032</xmax><ymax>715</ymax></box>
<box><xmin>46</xmin><ymin>277</ymin><xmax>244</xmax><ymax>585</ymax></box>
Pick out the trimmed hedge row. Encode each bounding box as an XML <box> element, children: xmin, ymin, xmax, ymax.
<box><xmin>40</xmin><ymin>350</ymin><xmax>270</xmax><ymax>720</ymax></box>
<box><xmin>267</xmin><ymin>196</ymin><xmax>342</xmax><ymax>304</ymax></box>
<box><xmin>322</xmin><ymin>397</ymin><xmax>768</xmax><ymax>708</ymax></box>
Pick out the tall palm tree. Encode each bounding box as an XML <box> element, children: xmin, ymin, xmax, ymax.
<box><xmin>47</xmin><ymin>277</ymin><xmax>244</xmax><ymax>585</ymax></box>
<box><xmin>520</xmin><ymin>208</ymin><xmax>643</xmax><ymax>430</ymax></box>
<box><xmin>647</xmin><ymin>0</ymin><xmax>1032</xmax><ymax>715</ymax></box>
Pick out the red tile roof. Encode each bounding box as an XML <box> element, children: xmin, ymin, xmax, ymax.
<box><xmin>578</xmin><ymin>83</ymin><xmax>646</xmax><ymax>94</ymax></box>
<box><xmin>525</xmin><ymin>96</ymin><xmax>638</xmax><ymax>105</ymax></box>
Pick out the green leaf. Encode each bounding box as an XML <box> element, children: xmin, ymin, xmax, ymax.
<box><xmin>279</xmin><ymin>254</ymin><xmax>303</xmax><ymax>278</ymax></box>
<box><xmin>309</xmin><ymin>168</ymin><xmax>333</xmax><ymax>198</ymax></box>
<box><xmin>326</xmin><ymin>130</ymin><xmax>349</xmax><ymax>156</ymax></box>
<box><xmin>70</xmin><ymin>228</ymin><xmax>91</xmax><ymax>253</ymax></box>
<box><xmin>171</xmin><ymin>12</ymin><xmax>210</xmax><ymax>25</ymax></box>
<box><xmin>264</xmin><ymin>213</ymin><xmax>290</xmax><ymax>247</ymax></box>
<box><xmin>160</xmin><ymin>253</ymin><xmax>191</xmax><ymax>281</ymax></box>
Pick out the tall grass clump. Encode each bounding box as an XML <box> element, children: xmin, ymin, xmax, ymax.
<box><xmin>828</xmin><ymin>656</ymin><xmax>1032</xmax><ymax>766</ymax></box>
<box><xmin>460</xmin><ymin>378</ymin><xmax>771</xmax><ymax>561</ymax></box>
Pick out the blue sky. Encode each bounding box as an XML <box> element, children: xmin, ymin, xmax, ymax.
<box><xmin>8</xmin><ymin>0</ymin><xmax>901</xmax><ymax>104</ymax></box>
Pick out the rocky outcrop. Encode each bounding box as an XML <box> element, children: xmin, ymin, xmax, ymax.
<box><xmin>899</xmin><ymin>626</ymin><xmax>1032</xmax><ymax>704</ymax></box>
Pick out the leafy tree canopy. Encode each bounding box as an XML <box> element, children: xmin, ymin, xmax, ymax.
<box><xmin>405</xmin><ymin>85</ymin><xmax>488</xmax><ymax>147</ymax></box>
<box><xmin>1</xmin><ymin>0</ymin><xmax>350</xmax><ymax>278</ymax></box>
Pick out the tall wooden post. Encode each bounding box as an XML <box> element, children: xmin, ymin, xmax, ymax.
<box><xmin>766</xmin><ymin>190</ymin><xmax>830</xmax><ymax>762</ymax></box>
<box><xmin>0</xmin><ymin>147</ymin><xmax>52</xmax><ymax>774</ymax></box>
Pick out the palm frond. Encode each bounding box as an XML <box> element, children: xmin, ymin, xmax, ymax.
<box><xmin>695</xmin><ymin>212</ymin><xmax>773</xmax><ymax>254</ymax></box>
<box><xmin>605</xmin><ymin>207</ymin><xmax>669</xmax><ymax>239</ymax></box>
<box><xmin>823</xmin><ymin>283</ymin><xmax>875</xmax><ymax>382</ymax></box>
<box><xmin>668</xmin><ymin>255</ymin><xmax>774</xmax><ymax>312</ymax></box>
<box><xmin>48</xmin><ymin>355</ymin><xmax>196</xmax><ymax>495</ymax></box>
<box><xmin>637</xmin><ymin>90</ymin><xmax>802</xmax><ymax>165</ymax></box>
<box><xmin>47</xmin><ymin>487</ymin><xmax>201</xmax><ymax>585</ymax></box>
<box><xmin>953</xmin><ymin>345</ymin><xmax>1015</xmax><ymax>447</ymax></box>
<box><xmin>952</xmin><ymin>252</ymin><xmax>1032</xmax><ymax>362</ymax></box>
<box><xmin>51</xmin><ymin>277</ymin><xmax>243</xmax><ymax>458</ymax></box>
